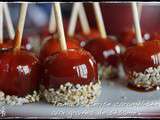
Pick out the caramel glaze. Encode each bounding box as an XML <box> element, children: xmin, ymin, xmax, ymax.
<box><xmin>76</xmin><ymin>29</ymin><xmax>100</xmax><ymax>42</ymax></box>
<box><xmin>122</xmin><ymin>40</ymin><xmax>160</xmax><ymax>91</ymax></box>
<box><xmin>0</xmin><ymin>50</ymin><xmax>41</xmax><ymax>97</ymax></box>
<box><xmin>40</xmin><ymin>37</ymin><xmax>81</xmax><ymax>61</ymax></box>
<box><xmin>0</xmin><ymin>39</ymin><xmax>32</xmax><ymax>52</ymax></box>
<box><xmin>119</xmin><ymin>29</ymin><xmax>136</xmax><ymax>48</ymax></box>
<box><xmin>43</xmin><ymin>49</ymin><xmax>98</xmax><ymax>89</ymax></box>
<box><xmin>123</xmin><ymin>40</ymin><xmax>160</xmax><ymax>73</ymax></box>
<box><xmin>83</xmin><ymin>37</ymin><xmax>120</xmax><ymax>68</ymax></box>
<box><xmin>119</xmin><ymin>28</ymin><xmax>149</xmax><ymax>48</ymax></box>
<box><xmin>0</xmin><ymin>40</ymin><xmax>13</xmax><ymax>51</ymax></box>
<box><xmin>149</xmin><ymin>32</ymin><xmax>160</xmax><ymax>41</ymax></box>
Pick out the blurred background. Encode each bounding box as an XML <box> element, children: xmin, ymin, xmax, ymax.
<box><xmin>4</xmin><ymin>2</ymin><xmax>160</xmax><ymax>38</ymax></box>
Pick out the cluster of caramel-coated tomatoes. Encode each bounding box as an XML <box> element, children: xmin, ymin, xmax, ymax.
<box><xmin>1</xmin><ymin>3</ymin><xmax>160</xmax><ymax>100</ymax></box>
<box><xmin>1</xmin><ymin>23</ymin><xmax>160</xmax><ymax>98</ymax></box>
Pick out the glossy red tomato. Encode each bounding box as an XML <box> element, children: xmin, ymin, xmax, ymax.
<box><xmin>43</xmin><ymin>49</ymin><xmax>98</xmax><ymax>89</ymax></box>
<box><xmin>123</xmin><ymin>40</ymin><xmax>160</xmax><ymax>73</ymax></box>
<box><xmin>118</xmin><ymin>28</ymin><xmax>151</xmax><ymax>48</ymax></box>
<box><xmin>40</xmin><ymin>37</ymin><xmax>81</xmax><ymax>61</ymax></box>
<box><xmin>1</xmin><ymin>38</ymin><xmax>35</xmax><ymax>52</ymax></box>
<box><xmin>83</xmin><ymin>37</ymin><xmax>120</xmax><ymax>67</ymax></box>
<box><xmin>76</xmin><ymin>29</ymin><xmax>100</xmax><ymax>43</ymax></box>
<box><xmin>0</xmin><ymin>40</ymin><xmax>13</xmax><ymax>51</ymax></box>
<box><xmin>149</xmin><ymin>32</ymin><xmax>160</xmax><ymax>41</ymax></box>
<box><xmin>0</xmin><ymin>50</ymin><xmax>41</xmax><ymax>97</ymax></box>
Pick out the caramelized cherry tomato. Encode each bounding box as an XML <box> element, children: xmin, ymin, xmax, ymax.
<box><xmin>0</xmin><ymin>50</ymin><xmax>41</xmax><ymax>97</ymax></box>
<box><xmin>43</xmin><ymin>49</ymin><xmax>98</xmax><ymax>89</ymax></box>
<box><xmin>84</xmin><ymin>37</ymin><xmax>120</xmax><ymax>67</ymax></box>
<box><xmin>119</xmin><ymin>28</ymin><xmax>151</xmax><ymax>48</ymax></box>
<box><xmin>123</xmin><ymin>40</ymin><xmax>160</xmax><ymax>73</ymax></box>
<box><xmin>40</xmin><ymin>37</ymin><xmax>80</xmax><ymax>61</ymax></box>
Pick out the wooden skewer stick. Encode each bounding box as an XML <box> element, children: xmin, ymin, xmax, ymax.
<box><xmin>3</xmin><ymin>3</ymin><xmax>15</xmax><ymax>40</ymax></box>
<box><xmin>132</xmin><ymin>3</ymin><xmax>142</xmax><ymax>32</ymax></box>
<box><xmin>0</xmin><ymin>3</ymin><xmax>3</xmax><ymax>44</ymax></box>
<box><xmin>131</xmin><ymin>2</ymin><xmax>143</xmax><ymax>44</ymax></box>
<box><xmin>79</xmin><ymin>3</ymin><xmax>90</xmax><ymax>35</ymax></box>
<box><xmin>68</xmin><ymin>3</ymin><xmax>81</xmax><ymax>37</ymax></box>
<box><xmin>54</xmin><ymin>3</ymin><xmax>67</xmax><ymax>51</ymax></box>
<box><xmin>68</xmin><ymin>2</ymin><xmax>90</xmax><ymax>37</ymax></box>
<box><xmin>49</xmin><ymin>4</ymin><xmax>56</xmax><ymax>34</ymax></box>
<box><xmin>137</xmin><ymin>3</ymin><xmax>142</xmax><ymax>19</ymax></box>
<box><xmin>13</xmin><ymin>3</ymin><xmax>28</xmax><ymax>51</ymax></box>
<box><xmin>93</xmin><ymin>2</ymin><xmax>107</xmax><ymax>39</ymax></box>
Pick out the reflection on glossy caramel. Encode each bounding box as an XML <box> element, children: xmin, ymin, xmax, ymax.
<box><xmin>0</xmin><ymin>38</ymin><xmax>33</xmax><ymax>52</ymax></box>
<box><xmin>0</xmin><ymin>40</ymin><xmax>13</xmax><ymax>51</ymax></box>
<box><xmin>84</xmin><ymin>37</ymin><xmax>120</xmax><ymax>67</ymax></box>
<box><xmin>0</xmin><ymin>50</ymin><xmax>41</xmax><ymax>97</ymax></box>
<box><xmin>43</xmin><ymin>49</ymin><xmax>98</xmax><ymax>89</ymax></box>
<box><xmin>73</xmin><ymin>64</ymin><xmax>88</xmax><ymax>79</ymax></box>
<box><xmin>123</xmin><ymin>40</ymin><xmax>160</xmax><ymax>73</ymax></box>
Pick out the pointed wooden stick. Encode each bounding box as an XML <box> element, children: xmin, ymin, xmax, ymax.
<box><xmin>131</xmin><ymin>2</ymin><xmax>143</xmax><ymax>44</ymax></box>
<box><xmin>0</xmin><ymin>3</ymin><xmax>3</xmax><ymax>44</ymax></box>
<box><xmin>54</xmin><ymin>3</ymin><xmax>67</xmax><ymax>51</ymax></box>
<box><xmin>3</xmin><ymin>3</ymin><xmax>15</xmax><ymax>40</ymax></box>
<box><xmin>49</xmin><ymin>4</ymin><xmax>56</xmax><ymax>34</ymax></box>
<box><xmin>68</xmin><ymin>2</ymin><xmax>90</xmax><ymax>37</ymax></box>
<box><xmin>13</xmin><ymin>3</ymin><xmax>28</xmax><ymax>51</ymax></box>
<box><xmin>93</xmin><ymin>2</ymin><xmax>107</xmax><ymax>39</ymax></box>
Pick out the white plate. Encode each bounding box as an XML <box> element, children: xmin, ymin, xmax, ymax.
<box><xmin>2</xmin><ymin>79</ymin><xmax>160</xmax><ymax>118</ymax></box>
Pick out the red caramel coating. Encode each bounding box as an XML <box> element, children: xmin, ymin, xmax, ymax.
<box><xmin>119</xmin><ymin>29</ymin><xmax>136</xmax><ymax>47</ymax></box>
<box><xmin>0</xmin><ymin>50</ymin><xmax>41</xmax><ymax>97</ymax></box>
<box><xmin>40</xmin><ymin>37</ymin><xmax>81</xmax><ymax>61</ymax></box>
<box><xmin>149</xmin><ymin>32</ymin><xmax>160</xmax><ymax>41</ymax></box>
<box><xmin>43</xmin><ymin>49</ymin><xmax>98</xmax><ymax>89</ymax></box>
<box><xmin>83</xmin><ymin>37</ymin><xmax>120</xmax><ymax>67</ymax></box>
<box><xmin>40</xmin><ymin>28</ymin><xmax>51</xmax><ymax>38</ymax></box>
<box><xmin>1</xmin><ymin>38</ymin><xmax>32</xmax><ymax>51</ymax></box>
<box><xmin>40</xmin><ymin>28</ymin><xmax>53</xmax><ymax>43</ymax></box>
<box><xmin>123</xmin><ymin>40</ymin><xmax>160</xmax><ymax>73</ymax></box>
<box><xmin>119</xmin><ymin>29</ymin><xmax>150</xmax><ymax>48</ymax></box>
<box><xmin>0</xmin><ymin>40</ymin><xmax>13</xmax><ymax>51</ymax></box>
<box><xmin>76</xmin><ymin>29</ymin><xmax>100</xmax><ymax>42</ymax></box>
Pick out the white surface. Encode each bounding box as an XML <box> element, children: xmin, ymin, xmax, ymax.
<box><xmin>2</xmin><ymin>79</ymin><xmax>160</xmax><ymax>118</ymax></box>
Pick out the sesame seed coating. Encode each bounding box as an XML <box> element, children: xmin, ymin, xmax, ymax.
<box><xmin>40</xmin><ymin>81</ymin><xmax>101</xmax><ymax>106</ymax></box>
<box><xmin>128</xmin><ymin>66</ymin><xmax>160</xmax><ymax>90</ymax></box>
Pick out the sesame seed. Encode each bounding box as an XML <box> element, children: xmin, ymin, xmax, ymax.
<box><xmin>0</xmin><ymin>90</ymin><xmax>40</xmax><ymax>105</ymax></box>
<box><xmin>41</xmin><ymin>81</ymin><xmax>101</xmax><ymax>106</ymax></box>
<box><xmin>129</xmin><ymin>66</ymin><xmax>160</xmax><ymax>90</ymax></box>
<box><xmin>98</xmin><ymin>64</ymin><xmax>118</xmax><ymax>80</ymax></box>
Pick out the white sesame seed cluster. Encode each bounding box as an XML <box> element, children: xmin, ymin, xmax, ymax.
<box><xmin>98</xmin><ymin>64</ymin><xmax>118</xmax><ymax>80</ymax></box>
<box><xmin>0</xmin><ymin>91</ymin><xmax>40</xmax><ymax>105</ymax></box>
<box><xmin>41</xmin><ymin>81</ymin><xmax>101</xmax><ymax>106</ymax></box>
<box><xmin>129</xmin><ymin>66</ymin><xmax>160</xmax><ymax>90</ymax></box>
